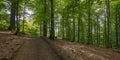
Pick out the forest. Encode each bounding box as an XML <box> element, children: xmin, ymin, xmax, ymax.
<box><xmin>0</xmin><ymin>0</ymin><xmax>120</xmax><ymax>60</ymax></box>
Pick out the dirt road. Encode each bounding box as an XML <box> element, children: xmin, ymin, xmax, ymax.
<box><xmin>13</xmin><ymin>37</ymin><xmax>61</xmax><ymax>60</ymax></box>
<box><xmin>1</xmin><ymin>30</ymin><xmax>120</xmax><ymax>60</ymax></box>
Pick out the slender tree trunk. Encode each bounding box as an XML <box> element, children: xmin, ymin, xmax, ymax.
<box><xmin>73</xmin><ymin>16</ymin><xmax>75</xmax><ymax>41</ymax></box>
<box><xmin>104</xmin><ymin>4</ymin><xmax>107</xmax><ymax>47</ymax></box>
<box><xmin>9</xmin><ymin>1</ymin><xmax>16</xmax><ymax>30</ymax></box>
<box><xmin>115</xmin><ymin>8</ymin><xmax>119</xmax><ymax>48</ymax></box>
<box><xmin>62</xmin><ymin>18</ymin><xmax>65</xmax><ymax>39</ymax></box>
<box><xmin>22</xmin><ymin>6</ymin><xmax>25</xmax><ymax>33</ymax></box>
<box><xmin>98</xmin><ymin>21</ymin><xmax>100</xmax><ymax>46</ymax></box>
<box><xmin>15</xmin><ymin>0</ymin><xmax>20</xmax><ymax>35</ymax></box>
<box><xmin>40</xmin><ymin>23</ymin><xmax>43</xmax><ymax>36</ymax></box>
<box><xmin>91</xmin><ymin>16</ymin><xmax>93</xmax><ymax>45</ymax></box>
<box><xmin>106</xmin><ymin>0</ymin><xmax>111</xmax><ymax>48</ymax></box>
<box><xmin>87</xmin><ymin>0</ymin><xmax>91</xmax><ymax>44</ymax></box>
<box><xmin>78</xmin><ymin>15</ymin><xmax>80</xmax><ymax>42</ymax></box>
<box><xmin>81</xmin><ymin>20</ymin><xmax>84</xmax><ymax>43</ymax></box>
<box><xmin>93</xmin><ymin>20</ymin><xmax>96</xmax><ymax>45</ymax></box>
<box><xmin>57</xmin><ymin>22</ymin><xmax>60</xmax><ymax>37</ymax></box>
<box><xmin>62</xmin><ymin>27</ymin><xmax>65</xmax><ymax>39</ymax></box>
<box><xmin>50</xmin><ymin>0</ymin><xmax>55</xmax><ymax>40</ymax></box>
<box><xmin>43</xmin><ymin>0</ymin><xmax>47</xmax><ymax>37</ymax></box>
<box><xmin>65</xmin><ymin>11</ymin><xmax>69</xmax><ymax>40</ymax></box>
<box><xmin>96</xmin><ymin>16</ymin><xmax>99</xmax><ymax>46</ymax></box>
<box><xmin>66</xmin><ymin>17</ymin><xmax>68</xmax><ymax>40</ymax></box>
<box><xmin>66</xmin><ymin>16</ymin><xmax>70</xmax><ymax>40</ymax></box>
<box><xmin>118</xmin><ymin>10</ymin><xmax>120</xmax><ymax>48</ymax></box>
<box><xmin>78</xmin><ymin>3</ymin><xmax>81</xmax><ymax>42</ymax></box>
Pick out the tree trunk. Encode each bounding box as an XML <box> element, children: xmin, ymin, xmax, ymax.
<box><xmin>43</xmin><ymin>0</ymin><xmax>47</xmax><ymax>37</ymax></box>
<box><xmin>50</xmin><ymin>0</ymin><xmax>55</xmax><ymax>40</ymax></box>
<box><xmin>104</xmin><ymin>4</ymin><xmax>107</xmax><ymax>47</ymax></box>
<box><xmin>9</xmin><ymin>0</ymin><xmax>16</xmax><ymax>30</ymax></box>
<box><xmin>96</xmin><ymin>16</ymin><xmax>99</xmax><ymax>46</ymax></box>
<box><xmin>115</xmin><ymin>8</ymin><xmax>119</xmax><ymax>48</ymax></box>
<box><xmin>22</xmin><ymin>6</ymin><xmax>25</xmax><ymax>33</ymax></box>
<box><xmin>62</xmin><ymin>18</ymin><xmax>65</xmax><ymax>39</ymax></box>
<box><xmin>78</xmin><ymin>15</ymin><xmax>80</xmax><ymax>42</ymax></box>
<box><xmin>65</xmin><ymin>14</ymin><xmax>71</xmax><ymax>41</ymax></box>
<box><xmin>106</xmin><ymin>0</ymin><xmax>111</xmax><ymax>48</ymax></box>
<box><xmin>118</xmin><ymin>9</ymin><xmax>120</xmax><ymax>48</ymax></box>
<box><xmin>98</xmin><ymin>21</ymin><xmax>100</xmax><ymax>46</ymax></box>
<box><xmin>40</xmin><ymin>23</ymin><xmax>43</xmax><ymax>36</ymax></box>
<box><xmin>15</xmin><ymin>0</ymin><xmax>20</xmax><ymax>35</ymax></box>
<box><xmin>81</xmin><ymin>20</ymin><xmax>84</xmax><ymax>43</ymax></box>
<box><xmin>73</xmin><ymin>16</ymin><xmax>75</xmax><ymax>41</ymax></box>
<box><xmin>87</xmin><ymin>0</ymin><xmax>91</xmax><ymax>44</ymax></box>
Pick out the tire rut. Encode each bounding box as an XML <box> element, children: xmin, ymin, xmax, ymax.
<box><xmin>13</xmin><ymin>37</ymin><xmax>61</xmax><ymax>60</ymax></box>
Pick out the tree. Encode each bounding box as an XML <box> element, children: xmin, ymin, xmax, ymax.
<box><xmin>22</xmin><ymin>1</ymin><xmax>26</xmax><ymax>33</ymax></box>
<box><xmin>78</xmin><ymin>14</ymin><xmax>81</xmax><ymax>42</ymax></box>
<box><xmin>8</xmin><ymin>0</ymin><xmax>16</xmax><ymax>31</ymax></box>
<box><xmin>50</xmin><ymin>0</ymin><xmax>55</xmax><ymax>40</ymax></box>
<box><xmin>96</xmin><ymin>16</ymin><xmax>100</xmax><ymax>46</ymax></box>
<box><xmin>115</xmin><ymin>3</ymin><xmax>120</xmax><ymax>48</ymax></box>
<box><xmin>73</xmin><ymin>16</ymin><xmax>75</xmax><ymax>41</ymax></box>
<box><xmin>87</xmin><ymin>0</ymin><xmax>91</xmax><ymax>44</ymax></box>
<box><xmin>43</xmin><ymin>0</ymin><xmax>47</xmax><ymax>37</ymax></box>
<box><xmin>106</xmin><ymin>0</ymin><xmax>111</xmax><ymax>48</ymax></box>
<box><xmin>115</xmin><ymin>7</ymin><xmax>119</xmax><ymax>48</ymax></box>
<box><xmin>15</xmin><ymin>0</ymin><xmax>20</xmax><ymax>35</ymax></box>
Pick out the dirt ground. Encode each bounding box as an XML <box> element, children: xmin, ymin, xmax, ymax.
<box><xmin>13</xmin><ymin>37</ymin><xmax>61</xmax><ymax>60</ymax></box>
<box><xmin>47</xmin><ymin>39</ymin><xmax>120</xmax><ymax>60</ymax></box>
<box><xmin>0</xmin><ymin>30</ymin><xmax>120</xmax><ymax>60</ymax></box>
<box><xmin>0</xmin><ymin>30</ymin><xmax>24</xmax><ymax>60</ymax></box>
<box><xmin>0</xmin><ymin>30</ymin><xmax>61</xmax><ymax>60</ymax></box>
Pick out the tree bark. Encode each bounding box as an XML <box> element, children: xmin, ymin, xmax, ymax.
<box><xmin>22</xmin><ymin>5</ymin><xmax>25</xmax><ymax>33</ymax></box>
<box><xmin>50</xmin><ymin>0</ymin><xmax>55</xmax><ymax>40</ymax></box>
<box><xmin>118</xmin><ymin>9</ymin><xmax>120</xmax><ymax>48</ymax></box>
<box><xmin>9</xmin><ymin>0</ymin><xmax>16</xmax><ymax>30</ymax></box>
<box><xmin>96</xmin><ymin>16</ymin><xmax>99</xmax><ymax>46</ymax></box>
<box><xmin>15</xmin><ymin>0</ymin><xmax>20</xmax><ymax>35</ymax></box>
<box><xmin>43</xmin><ymin>0</ymin><xmax>47</xmax><ymax>37</ymax></box>
<box><xmin>87</xmin><ymin>0</ymin><xmax>91</xmax><ymax>44</ymax></box>
<box><xmin>106</xmin><ymin>0</ymin><xmax>111</xmax><ymax>48</ymax></box>
<box><xmin>104</xmin><ymin>3</ymin><xmax>107</xmax><ymax>47</ymax></box>
<box><xmin>78</xmin><ymin>15</ymin><xmax>80</xmax><ymax>42</ymax></box>
<box><xmin>115</xmin><ymin>8</ymin><xmax>119</xmax><ymax>48</ymax></box>
<box><xmin>73</xmin><ymin>16</ymin><xmax>75</xmax><ymax>41</ymax></box>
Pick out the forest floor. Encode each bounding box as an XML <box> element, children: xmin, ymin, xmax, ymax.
<box><xmin>0</xmin><ymin>30</ymin><xmax>120</xmax><ymax>60</ymax></box>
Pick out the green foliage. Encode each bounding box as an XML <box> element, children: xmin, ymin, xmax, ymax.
<box><xmin>0</xmin><ymin>4</ymin><xmax>9</xmax><ymax>29</ymax></box>
<box><xmin>0</xmin><ymin>20</ymin><xmax>9</xmax><ymax>29</ymax></box>
<box><xmin>20</xmin><ymin>20</ymin><xmax>40</xmax><ymax>36</ymax></box>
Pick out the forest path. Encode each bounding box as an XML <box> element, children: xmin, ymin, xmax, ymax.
<box><xmin>13</xmin><ymin>37</ymin><xmax>61</xmax><ymax>60</ymax></box>
<box><xmin>0</xmin><ymin>30</ymin><xmax>120</xmax><ymax>60</ymax></box>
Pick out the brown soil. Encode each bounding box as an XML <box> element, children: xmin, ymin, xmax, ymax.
<box><xmin>13</xmin><ymin>37</ymin><xmax>61</xmax><ymax>60</ymax></box>
<box><xmin>0</xmin><ymin>30</ymin><xmax>61</xmax><ymax>60</ymax></box>
<box><xmin>0</xmin><ymin>30</ymin><xmax>24</xmax><ymax>60</ymax></box>
<box><xmin>0</xmin><ymin>30</ymin><xmax>120</xmax><ymax>60</ymax></box>
<box><xmin>47</xmin><ymin>39</ymin><xmax>120</xmax><ymax>60</ymax></box>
